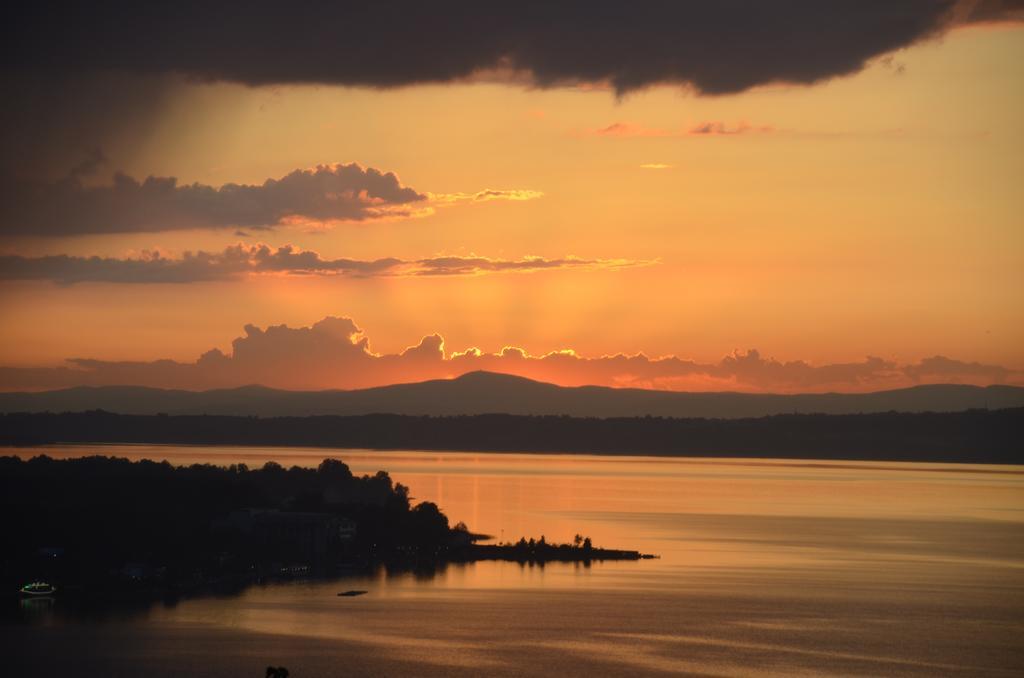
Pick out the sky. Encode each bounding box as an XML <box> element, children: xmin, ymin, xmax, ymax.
<box><xmin>0</xmin><ymin>1</ymin><xmax>1022</xmax><ymax>393</ymax></box>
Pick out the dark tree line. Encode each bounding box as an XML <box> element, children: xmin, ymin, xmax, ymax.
<box><xmin>1</xmin><ymin>408</ymin><xmax>1020</xmax><ymax>463</ymax></box>
<box><xmin>0</xmin><ymin>455</ymin><xmax>452</xmax><ymax>596</ymax></box>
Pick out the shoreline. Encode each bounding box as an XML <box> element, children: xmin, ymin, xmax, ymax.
<box><xmin>4</xmin><ymin>442</ymin><xmax>1024</xmax><ymax>473</ymax></box>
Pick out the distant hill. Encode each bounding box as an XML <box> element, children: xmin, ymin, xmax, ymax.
<box><xmin>1</xmin><ymin>371</ymin><xmax>1022</xmax><ymax>419</ymax></box>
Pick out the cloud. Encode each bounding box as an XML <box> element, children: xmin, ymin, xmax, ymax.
<box><xmin>903</xmin><ymin>355</ymin><xmax>1014</xmax><ymax>382</ymax></box>
<box><xmin>0</xmin><ymin>163</ymin><xmax>544</xmax><ymax>236</ymax></box>
<box><xmin>639</xmin><ymin>164</ymin><xmax>672</xmax><ymax>170</ymax></box>
<box><xmin>594</xmin><ymin>122</ymin><xmax>672</xmax><ymax>138</ymax></box>
<box><xmin>4</xmin><ymin>2</ymin><xmax>1009</xmax><ymax>96</ymax></box>
<box><xmin>958</xmin><ymin>0</ymin><xmax>1024</xmax><ymax>23</ymax></box>
<box><xmin>411</xmin><ymin>255</ymin><xmax>642</xmax><ymax>277</ymax></box>
<box><xmin>0</xmin><ymin>163</ymin><xmax>427</xmax><ymax>236</ymax></box>
<box><xmin>0</xmin><ymin>70</ymin><xmax>178</xmax><ymax>179</ymax></box>
<box><xmin>687</xmin><ymin>121</ymin><xmax>775</xmax><ymax>136</ymax></box>
<box><xmin>0</xmin><ymin>244</ymin><xmax>648</xmax><ymax>284</ymax></box>
<box><xmin>0</xmin><ymin>317</ymin><xmax>1017</xmax><ymax>393</ymax></box>
<box><xmin>2</xmin><ymin>2</ymin><xmax>1016</xmax><ymax>182</ymax></box>
<box><xmin>430</xmin><ymin>189</ymin><xmax>544</xmax><ymax>204</ymax></box>
<box><xmin>590</xmin><ymin>121</ymin><xmax>774</xmax><ymax>138</ymax></box>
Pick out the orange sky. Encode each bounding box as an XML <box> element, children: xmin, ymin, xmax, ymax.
<box><xmin>0</xmin><ymin>19</ymin><xmax>1021</xmax><ymax>392</ymax></box>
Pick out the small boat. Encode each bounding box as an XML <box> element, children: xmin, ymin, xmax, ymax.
<box><xmin>336</xmin><ymin>590</ymin><xmax>368</xmax><ymax>597</ymax></box>
<box><xmin>19</xmin><ymin>582</ymin><xmax>57</xmax><ymax>596</ymax></box>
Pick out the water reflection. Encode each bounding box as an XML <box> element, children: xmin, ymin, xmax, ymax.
<box><xmin>17</xmin><ymin>596</ymin><xmax>55</xmax><ymax>621</ymax></box>
<box><xmin>4</xmin><ymin>446</ymin><xmax>1024</xmax><ymax>677</ymax></box>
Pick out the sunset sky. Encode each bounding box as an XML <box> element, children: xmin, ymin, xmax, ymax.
<box><xmin>1</xmin><ymin>2</ymin><xmax>1022</xmax><ymax>392</ymax></box>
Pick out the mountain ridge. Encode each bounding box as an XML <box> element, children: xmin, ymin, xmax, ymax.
<box><xmin>1</xmin><ymin>370</ymin><xmax>1022</xmax><ymax>419</ymax></box>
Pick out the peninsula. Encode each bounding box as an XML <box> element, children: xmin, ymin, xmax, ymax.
<box><xmin>1</xmin><ymin>455</ymin><xmax>649</xmax><ymax>603</ymax></box>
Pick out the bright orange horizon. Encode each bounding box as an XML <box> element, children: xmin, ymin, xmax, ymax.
<box><xmin>1</xmin><ymin>13</ymin><xmax>1022</xmax><ymax>394</ymax></box>
<box><xmin>0</xmin><ymin>314</ymin><xmax>1019</xmax><ymax>394</ymax></box>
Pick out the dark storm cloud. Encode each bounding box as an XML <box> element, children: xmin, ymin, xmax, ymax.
<box><xmin>0</xmin><ymin>70</ymin><xmax>178</xmax><ymax>178</ymax></box>
<box><xmin>0</xmin><ymin>244</ymin><xmax>644</xmax><ymax>284</ymax></box>
<box><xmin>959</xmin><ymin>0</ymin><xmax>1024</xmax><ymax>22</ymax></box>
<box><xmin>0</xmin><ymin>164</ymin><xmax>426</xmax><ymax>236</ymax></box>
<box><xmin>2</xmin><ymin>2</ymin><xmax>1016</xmax><ymax>185</ymax></box>
<box><xmin>2</xmin><ymin>1</ymin><xmax>1008</xmax><ymax>96</ymax></box>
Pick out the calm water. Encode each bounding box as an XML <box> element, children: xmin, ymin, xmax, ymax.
<box><xmin>5</xmin><ymin>445</ymin><xmax>1024</xmax><ymax>677</ymax></box>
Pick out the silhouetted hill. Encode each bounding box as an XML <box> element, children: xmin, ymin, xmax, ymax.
<box><xmin>1</xmin><ymin>371</ymin><xmax>1022</xmax><ymax>418</ymax></box>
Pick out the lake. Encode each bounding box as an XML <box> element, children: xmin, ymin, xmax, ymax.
<box><xmin>5</xmin><ymin>445</ymin><xmax>1024</xmax><ymax>677</ymax></box>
